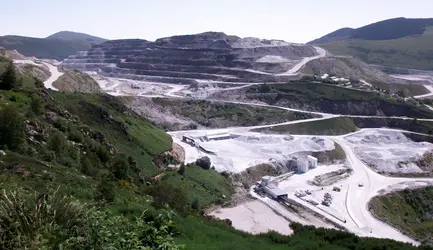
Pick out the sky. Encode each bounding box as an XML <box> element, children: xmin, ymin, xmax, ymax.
<box><xmin>2</xmin><ymin>0</ymin><xmax>433</xmax><ymax>43</ymax></box>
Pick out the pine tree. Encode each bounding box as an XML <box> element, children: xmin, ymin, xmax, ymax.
<box><xmin>0</xmin><ymin>63</ymin><xmax>17</xmax><ymax>90</ymax></box>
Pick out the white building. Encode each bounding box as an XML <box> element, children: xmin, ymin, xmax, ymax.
<box><xmin>307</xmin><ymin>155</ymin><xmax>318</xmax><ymax>169</ymax></box>
<box><xmin>204</xmin><ymin>129</ymin><xmax>231</xmax><ymax>141</ymax></box>
<box><xmin>297</xmin><ymin>157</ymin><xmax>309</xmax><ymax>173</ymax></box>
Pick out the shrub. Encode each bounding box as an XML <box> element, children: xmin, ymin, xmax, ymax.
<box><xmin>68</xmin><ymin>127</ymin><xmax>84</xmax><ymax>143</ymax></box>
<box><xmin>94</xmin><ymin>174</ymin><xmax>116</xmax><ymax>203</ymax></box>
<box><xmin>178</xmin><ymin>164</ymin><xmax>185</xmax><ymax>176</ymax></box>
<box><xmin>30</xmin><ymin>94</ymin><xmax>44</xmax><ymax>115</ymax></box>
<box><xmin>191</xmin><ymin>199</ymin><xmax>200</xmax><ymax>210</ymax></box>
<box><xmin>111</xmin><ymin>154</ymin><xmax>130</xmax><ymax>180</ymax></box>
<box><xmin>0</xmin><ymin>106</ymin><xmax>25</xmax><ymax>150</ymax></box>
<box><xmin>196</xmin><ymin>156</ymin><xmax>211</xmax><ymax>170</ymax></box>
<box><xmin>48</xmin><ymin>131</ymin><xmax>67</xmax><ymax>154</ymax></box>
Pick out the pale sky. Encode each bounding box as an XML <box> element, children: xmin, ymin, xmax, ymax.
<box><xmin>2</xmin><ymin>0</ymin><xmax>433</xmax><ymax>43</ymax></box>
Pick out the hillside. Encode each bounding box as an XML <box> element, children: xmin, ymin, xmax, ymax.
<box><xmin>370</xmin><ymin>187</ymin><xmax>433</xmax><ymax>244</ymax></box>
<box><xmin>300</xmin><ymin>56</ymin><xmax>429</xmax><ymax>96</ymax></box>
<box><xmin>46</xmin><ymin>31</ymin><xmax>106</xmax><ymax>44</ymax></box>
<box><xmin>211</xmin><ymin>81</ymin><xmax>433</xmax><ymax>118</ymax></box>
<box><xmin>53</xmin><ymin>70</ymin><xmax>101</xmax><ymax>93</ymax></box>
<box><xmin>128</xmin><ymin>97</ymin><xmax>318</xmax><ymax>130</ymax></box>
<box><xmin>309</xmin><ymin>18</ymin><xmax>433</xmax><ymax>70</ymax></box>
<box><xmin>0</xmin><ymin>31</ymin><xmax>106</xmax><ymax>60</ymax></box>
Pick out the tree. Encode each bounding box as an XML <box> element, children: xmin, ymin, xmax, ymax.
<box><xmin>0</xmin><ymin>106</ymin><xmax>24</xmax><ymax>150</ymax></box>
<box><xmin>0</xmin><ymin>63</ymin><xmax>17</xmax><ymax>90</ymax></box>
<box><xmin>48</xmin><ymin>131</ymin><xmax>67</xmax><ymax>154</ymax></box>
<box><xmin>191</xmin><ymin>199</ymin><xmax>200</xmax><ymax>210</ymax></box>
<box><xmin>196</xmin><ymin>156</ymin><xmax>211</xmax><ymax>170</ymax></box>
<box><xmin>178</xmin><ymin>163</ymin><xmax>185</xmax><ymax>176</ymax></box>
<box><xmin>111</xmin><ymin>154</ymin><xmax>130</xmax><ymax>180</ymax></box>
<box><xmin>95</xmin><ymin>174</ymin><xmax>116</xmax><ymax>202</ymax></box>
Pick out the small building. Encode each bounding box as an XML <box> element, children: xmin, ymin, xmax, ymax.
<box><xmin>205</xmin><ymin>129</ymin><xmax>231</xmax><ymax>141</ymax></box>
<box><xmin>263</xmin><ymin>182</ymin><xmax>288</xmax><ymax>200</ymax></box>
<box><xmin>260</xmin><ymin>176</ymin><xmax>288</xmax><ymax>200</ymax></box>
<box><xmin>296</xmin><ymin>157</ymin><xmax>309</xmax><ymax>173</ymax></box>
<box><xmin>307</xmin><ymin>155</ymin><xmax>318</xmax><ymax>169</ymax></box>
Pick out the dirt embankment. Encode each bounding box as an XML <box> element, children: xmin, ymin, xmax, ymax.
<box><xmin>53</xmin><ymin>70</ymin><xmax>101</xmax><ymax>93</ymax></box>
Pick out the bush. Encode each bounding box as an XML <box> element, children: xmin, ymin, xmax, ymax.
<box><xmin>68</xmin><ymin>127</ymin><xmax>84</xmax><ymax>143</ymax></box>
<box><xmin>48</xmin><ymin>131</ymin><xmax>67</xmax><ymax>154</ymax></box>
<box><xmin>111</xmin><ymin>154</ymin><xmax>130</xmax><ymax>180</ymax></box>
<box><xmin>94</xmin><ymin>174</ymin><xmax>116</xmax><ymax>203</ymax></box>
<box><xmin>178</xmin><ymin>164</ymin><xmax>185</xmax><ymax>176</ymax></box>
<box><xmin>30</xmin><ymin>94</ymin><xmax>44</xmax><ymax>115</ymax></box>
<box><xmin>196</xmin><ymin>156</ymin><xmax>211</xmax><ymax>170</ymax></box>
<box><xmin>142</xmin><ymin>181</ymin><xmax>190</xmax><ymax>217</ymax></box>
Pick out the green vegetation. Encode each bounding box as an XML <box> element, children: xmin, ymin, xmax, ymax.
<box><xmin>0</xmin><ymin>63</ymin><xmax>17</xmax><ymax>90</ymax></box>
<box><xmin>351</xmin><ymin>117</ymin><xmax>433</xmax><ymax>135</ymax></box>
<box><xmin>255</xmin><ymin>117</ymin><xmax>357</xmax><ymax>135</ymax></box>
<box><xmin>370</xmin><ymin>187</ymin><xmax>433</xmax><ymax>244</ymax></box>
<box><xmin>319</xmin><ymin>27</ymin><xmax>433</xmax><ymax>70</ymax></box>
<box><xmin>0</xmin><ymin>34</ymin><xmax>103</xmax><ymax>61</ymax></box>
<box><xmin>245</xmin><ymin>81</ymin><xmax>433</xmax><ymax>118</ymax></box>
<box><xmin>157</xmin><ymin>164</ymin><xmax>233</xmax><ymax>209</ymax></box>
<box><xmin>152</xmin><ymin>98</ymin><xmax>318</xmax><ymax>130</ymax></box>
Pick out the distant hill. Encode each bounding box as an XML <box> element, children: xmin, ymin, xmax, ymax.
<box><xmin>308</xmin><ymin>27</ymin><xmax>354</xmax><ymax>44</ymax></box>
<box><xmin>309</xmin><ymin>18</ymin><xmax>433</xmax><ymax>70</ymax></box>
<box><xmin>46</xmin><ymin>31</ymin><xmax>106</xmax><ymax>44</ymax></box>
<box><xmin>0</xmin><ymin>31</ymin><xmax>107</xmax><ymax>61</ymax></box>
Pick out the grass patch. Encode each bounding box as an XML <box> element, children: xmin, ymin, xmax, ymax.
<box><xmin>162</xmin><ymin>165</ymin><xmax>233</xmax><ymax>207</ymax></box>
<box><xmin>254</xmin><ymin>117</ymin><xmax>357</xmax><ymax>135</ymax></box>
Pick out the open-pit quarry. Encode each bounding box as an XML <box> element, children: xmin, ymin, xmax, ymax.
<box><xmin>171</xmin><ymin>125</ymin><xmax>433</xmax><ymax>245</ymax></box>
<box><xmin>14</xmin><ymin>36</ymin><xmax>433</xmax><ymax>245</ymax></box>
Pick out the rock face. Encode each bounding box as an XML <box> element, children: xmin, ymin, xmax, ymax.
<box><xmin>61</xmin><ymin>32</ymin><xmax>317</xmax><ymax>84</ymax></box>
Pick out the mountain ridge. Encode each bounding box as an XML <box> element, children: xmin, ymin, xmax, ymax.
<box><xmin>0</xmin><ymin>31</ymin><xmax>107</xmax><ymax>60</ymax></box>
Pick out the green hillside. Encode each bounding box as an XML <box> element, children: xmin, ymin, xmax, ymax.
<box><xmin>0</xmin><ymin>32</ymin><xmax>106</xmax><ymax>60</ymax></box>
<box><xmin>370</xmin><ymin>187</ymin><xmax>433</xmax><ymax>244</ymax></box>
<box><xmin>46</xmin><ymin>31</ymin><xmax>107</xmax><ymax>44</ymax></box>
<box><xmin>319</xmin><ymin>27</ymin><xmax>433</xmax><ymax>70</ymax></box>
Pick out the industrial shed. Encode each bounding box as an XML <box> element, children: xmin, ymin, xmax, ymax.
<box><xmin>204</xmin><ymin>129</ymin><xmax>231</xmax><ymax>141</ymax></box>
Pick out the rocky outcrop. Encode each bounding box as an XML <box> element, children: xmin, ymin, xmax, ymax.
<box><xmin>61</xmin><ymin>32</ymin><xmax>317</xmax><ymax>84</ymax></box>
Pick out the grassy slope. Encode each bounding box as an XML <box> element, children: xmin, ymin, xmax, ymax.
<box><xmin>244</xmin><ymin>82</ymin><xmax>433</xmax><ymax>118</ymax></box>
<box><xmin>255</xmin><ymin>117</ymin><xmax>357</xmax><ymax>135</ymax></box>
<box><xmin>370</xmin><ymin>187</ymin><xmax>433</xmax><ymax>244</ymax></box>
<box><xmin>320</xmin><ymin>27</ymin><xmax>433</xmax><ymax>70</ymax></box>
<box><xmin>52</xmin><ymin>92</ymin><xmax>171</xmax><ymax>177</ymax></box>
<box><xmin>0</xmin><ymin>35</ymin><xmax>93</xmax><ymax>60</ymax></box>
<box><xmin>152</xmin><ymin>98</ymin><xmax>318</xmax><ymax>128</ymax></box>
<box><xmin>162</xmin><ymin>165</ymin><xmax>233</xmax><ymax>207</ymax></box>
